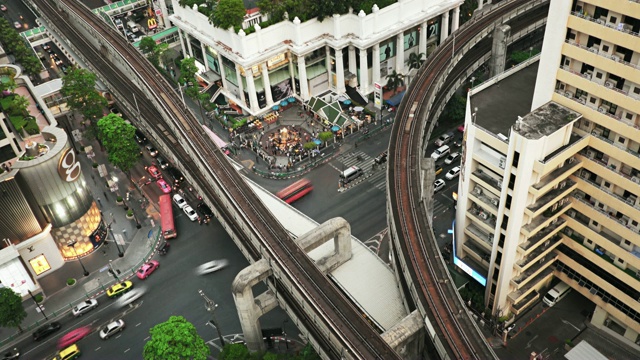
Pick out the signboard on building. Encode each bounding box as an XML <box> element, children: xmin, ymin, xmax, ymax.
<box><xmin>57</xmin><ymin>148</ymin><xmax>82</xmax><ymax>183</ymax></box>
<box><xmin>373</xmin><ymin>82</ymin><xmax>383</xmax><ymax>110</ymax></box>
<box><xmin>267</xmin><ymin>53</ymin><xmax>287</xmax><ymax>70</ymax></box>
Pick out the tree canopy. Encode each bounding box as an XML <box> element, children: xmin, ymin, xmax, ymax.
<box><xmin>143</xmin><ymin>316</ymin><xmax>210</xmax><ymax>360</ymax></box>
<box><xmin>96</xmin><ymin>113</ymin><xmax>140</xmax><ymax>173</ymax></box>
<box><xmin>61</xmin><ymin>68</ymin><xmax>108</xmax><ymax>121</ymax></box>
<box><xmin>0</xmin><ymin>288</ymin><xmax>26</xmax><ymax>332</ymax></box>
<box><xmin>0</xmin><ymin>18</ymin><xmax>43</xmax><ymax>76</ymax></box>
<box><xmin>210</xmin><ymin>0</ymin><xmax>246</xmax><ymax>29</ymax></box>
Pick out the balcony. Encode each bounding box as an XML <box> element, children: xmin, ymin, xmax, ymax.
<box><xmin>464</xmin><ymin>224</ymin><xmax>493</xmax><ymax>252</ymax></box>
<box><xmin>468</xmin><ymin>205</ymin><xmax>497</xmax><ymax>231</ymax></box>
<box><xmin>564</xmin><ymin>39</ymin><xmax>640</xmax><ymax>72</ymax></box>
<box><xmin>510</xmin><ymin>291</ymin><xmax>540</xmax><ymax>316</ymax></box>
<box><xmin>577</xmin><ymin>151</ymin><xmax>640</xmax><ymax>191</ymax></box>
<box><xmin>472</xmin><ymin>169</ymin><xmax>502</xmax><ymax>193</ymax></box>
<box><xmin>522</xmin><ymin>203</ymin><xmax>570</xmax><ymax>237</ymax></box>
<box><xmin>589</xmin><ymin>132</ymin><xmax>640</xmax><ymax>166</ymax></box>
<box><xmin>571</xmin><ymin>193</ymin><xmax>639</xmax><ymax>236</ymax></box>
<box><xmin>469</xmin><ymin>185</ymin><xmax>500</xmax><ymax>212</ymax></box>
<box><xmin>572</xmin><ymin>174</ymin><xmax>640</xmax><ymax>216</ymax></box>
<box><xmin>526</xmin><ymin>179</ymin><xmax>576</xmax><ymax>216</ymax></box>
<box><xmin>519</xmin><ymin>218</ymin><xmax>566</xmax><ymax>254</ymax></box>
<box><xmin>570</xmin><ymin>11</ymin><xmax>640</xmax><ymax>39</ymax></box>
<box><xmin>515</xmin><ymin>235</ymin><xmax>562</xmax><ymax>271</ymax></box>
<box><xmin>462</xmin><ymin>241</ymin><xmax>491</xmax><ymax>271</ymax></box>
<box><xmin>509</xmin><ymin>266</ymin><xmax>554</xmax><ymax>302</ymax></box>
<box><xmin>532</xmin><ymin>158</ymin><xmax>582</xmax><ymax>195</ymax></box>
<box><xmin>533</xmin><ymin>134</ymin><xmax>588</xmax><ymax>175</ymax></box>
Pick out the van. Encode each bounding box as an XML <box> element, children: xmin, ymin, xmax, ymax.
<box><xmin>435</xmin><ymin>132</ymin><xmax>454</xmax><ymax>147</ymax></box>
<box><xmin>430</xmin><ymin>145</ymin><xmax>450</xmax><ymax>160</ymax></box>
<box><xmin>543</xmin><ymin>281</ymin><xmax>571</xmax><ymax>307</ymax></box>
<box><xmin>340</xmin><ymin>166</ymin><xmax>363</xmax><ymax>184</ymax></box>
<box><xmin>127</xmin><ymin>21</ymin><xmax>140</xmax><ymax>33</ymax></box>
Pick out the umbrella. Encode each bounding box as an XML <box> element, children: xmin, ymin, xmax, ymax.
<box><xmin>313</xmin><ymin>139</ymin><xmax>322</xmax><ymax>145</ymax></box>
<box><xmin>343</xmin><ymin>99</ymin><xmax>352</xmax><ymax>105</ymax></box>
<box><xmin>287</xmin><ymin>97</ymin><xmax>296</xmax><ymax>103</ymax></box>
<box><xmin>272</xmin><ymin>105</ymin><xmax>280</xmax><ymax>111</ymax></box>
<box><xmin>280</xmin><ymin>100</ymin><xmax>288</xmax><ymax>106</ymax></box>
<box><xmin>353</xmin><ymin>106</ymin><xmax>364</xmax><ymax>112</ymax></box>
<box><xmin>331</xmin><ymin>125</ymin><xmax>340</xmax><ymax>132</ymax></box>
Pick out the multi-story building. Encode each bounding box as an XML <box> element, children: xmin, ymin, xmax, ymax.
<box><xmin>455</xmin><ymin>0</ymin><xmax>640</xmax><ymax>346</ymax></box>
<box><xmin>169</xmin><ymin>0</ymin><xmax>463</xmax><ymax>115</ymax></box>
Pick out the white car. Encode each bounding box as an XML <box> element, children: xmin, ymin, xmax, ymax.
<box><xmin>195</xmin><ymin>259</ymin><xmax>229</xmax><ymax>275</ymax></box>
<box><xmin>71</xmin><ymin>299</ymin><xmax>98</xmax><ymax>317</ymax></box>
<box><xmin>172</xmin><ymin>194</ymin><xmax>187</xmax><ymax>209</ymax></box>
<box><xmin>444</xmin><ymin>152</ymin><xmax>460</xmax><ymax>165</ymax></box>
<box><xmin>114</xmin><ymin>287</ymin><xmax>146</xmax><ymax>308</ymax></box>
<box><xmin>433</xmin><ymin>179</ymin><xmax>445</xmax><ymax>192</ymax></box>
<box><xmin>183</xmin><ymin>205</ymin><xmax>198</xmax><ymax>221</ymax></box>
<box><xmin>445</xmin><ymin>166</ymin><xmax>461</xmax><ymax>180</ymax></box>
<box><xmin>99</xmin><ymin>319</ymin><xmax>125</xmax><ymax>339</ymax></box>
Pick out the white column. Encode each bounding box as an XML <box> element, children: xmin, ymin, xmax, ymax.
<box><xmin>359</xmin><ymin>48</ymin><xmax>369</xmax><ymax>93</ymax></box>
<box><xmin>440</xmin><ymin>11</ymin><xmax>450</xmax><ymax>44</ymax></box>
<box><xmin>178</xmin><ymin>29</ymin><xmax>187</xmax><ymax>59</ymax></box>
<box><xmin>372</xmin><ymin>44</ymin><xmax>381</xmax><ymax>85</ymax></box>
<box><xmin>245</xmin><ymin>69</ymin><xmax>259</xmax><ymax>113</ymax></box>
<box><xmin>478</xmin><ymin>0</ymin><xmax>484</xmax><ymax>11</ymax></box>
<box><xmin>185</xmin><ymin>32</ymin><xmax>194</xmax><ymax>58</ymax></box>
<box><xmin>419</xmin><ymin>22</ymin><xmax>427</xmax><ymax>55</ymax></box>
<box><xmin>261</xmin><ymin>63</ymin><xmax>273</xmax><ymax>105</ymax></box>
<box><xmin>396</xmin><ymin>33</ymin><xmax>404</xmax><ymax>73</ymax></box>
<box><xmin>325</xmin><ymin>46</ymin><xmax>333</xmax><ymax>87</ymax></box>
<box><xmin>452</xmin><ymin>6</ymin><xmax>460</xmax><ymax>32</ymax></box>
<box><xmin>348</xmin><ymin>45</ymin><xmax>357</xmax><ymax>75</ymax></box>
<box><xmin>335</xmin><ymin>48</ymin><xmax>346</xmax><ymax>94</ymax></box>
<box><xmin>288</xmin><ymin>57</ymin><xmax>297</xmax><ymax>95</ymax></box>
<box><xmin>218</xmin><ymin>53</ymin><xmax>228</xmax><ymax>89</ymax></box>
<box><xmin>236</xmin><ymin>66</ymin><xmax>246</xmax><ymax>105</ymax></box>
<box><xmin>201</xmin><ymin>44</ymin><xmax>209</xmax><ymax>71</ymax></box>
<box><xmin>297</xmin><ymin>55</ymin><xmax>309</xmax><ymax>100</ymax></box>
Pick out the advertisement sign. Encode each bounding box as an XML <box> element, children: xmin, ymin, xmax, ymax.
<box><xmin>57</xmin><ymin>148</ymin><xmax>82</xmax><ymax>183</ymax></box>
<box><xmin>29</xmin><ymin>254</ymin><xmax>51</xmax><ymax>276</ymax></box>
<box><xmin>373</xmin><ymin>82</ymin><xmax>383</xmax><ymax>110</ymax></box>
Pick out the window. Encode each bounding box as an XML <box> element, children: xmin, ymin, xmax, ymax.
<box><xmin>624</xmin><ymin>239</ymin><xmax>631</xmax><ymax>246</ymax></box>
<box><xmin>610</xmin><ymin>16</ymin><xmax>617</xmax><ymax>23</ymax></box>
<box><xmin>501</xmin><ymin>215</ymin><xmax>509</xmax><ymax>230</ymax></box>
<box><xmin>602</xmin><ymin>45</ymin><xmax>609</xmax><ymax>52</ymax></box>
<box><xmin>625</xmin><ymin>113</ymin><xmax>633</xmax><ymax>120</ymax></box>
<box><xmin>506</xmin><ymin>195</ymin><xmax>512</xmax><ymax>209</ymax></box>
<box><xmin>632</xmin><ymin>220</ymin><xmax>638</xmax><ymax>227</ymax></box>
<box><xmin>604</xmin><ymin>181</ymin><xmax>610</xmax><ymax>187</ymax></box>
<box><xmin>493</xmin><ymin>269</ymin><xmax>500</xmax><ymax>281</ymax></box>
<box><xmin>618</xmin><ymin>137</ymin><xmax>625</xmax><ymax>144</ymax></box>
<box><xmin>512</xmin><ymin>152</ymin><xmax>520</xmax><ymax>168</ymax></box>
<box><xmin>591</xmin><ymin>220</ymin><xmax>598</xmax><ymax>226</ymax></box>
<box><xmin>576</xmin><ymin>89</ymin><xmax>588</xmax><ymax>99</ymax></box>
<box><xmin>617</xmin><ymin>257</ymin><xmax>624</xmax><ymax>264</ymax></box>
<box><xmin>586</xmin><ymin>239</ymin><xmax>593</xmax><ymax>244</ymax></box>
<box><xmin>601</xmin><ymin>99</ymin><xmax>617</xmax><ymax>115</ymax></box>
<box><xmin>595</xmin><ymin>72</ymin><xmax>603</xmax><ymax>79</ymax></box>
<box><xmin>498</xmin><ymin>233</ymin><xmax>505</xmax><ymax>248</ymax></box>
<box><xmin>634</xmin><ymin>87</ymin><xmax>640</xmax><ymax>95</ymax></box>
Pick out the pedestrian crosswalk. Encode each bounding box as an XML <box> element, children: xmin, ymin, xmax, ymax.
<box><xmin>335</xmin><ymin>151</ymin><xmax>387</xmax><ymax>192</ymax></box>
<box><xmin>433</xmin><ymin>199</ymin><xmax>448</xmax><ymax>214</ymax></box>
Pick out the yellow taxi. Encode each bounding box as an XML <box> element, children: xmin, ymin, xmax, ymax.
<box><xmin>106</xmin><ymin>280</ymin><xmax>133</xmax><ymax>298</ymax></box>
<box><xmin>53</xmin><ymin>344</ymin><xmax>81</xmax><ymax>360</ymax></box>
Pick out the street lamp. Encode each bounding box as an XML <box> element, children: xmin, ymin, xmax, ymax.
<box><xmin>108</xmin><ymin>260</ymin><xmax>120</xmax><ymax>282</ymax></box>
<box><xmin>282</xmin><ymin>320</ymin><xmax>289</xmax><ymax>350</ymax></box>
<box><xmin>107</xmin><ymin>222</ymin><xmax>124</xmax><ymax>257</ymax></box>
<box><xmin>28</xmin><ymin>290</ymin><xmax>48</xmax><ymax>320</ymax></box>
<box><xmin>67</xmin><ymin>240</ymin><xmax>89</xmax><ymax>277</ymax></box>
<box><xmin>470</xmin><ymin>76</ymin><xmax>476</xmax><ymax>88</ymax></box>
<box><xmin>198</xmin><ymin>289</ymin><xmax>225</xmax><ymax>346</ymax></box>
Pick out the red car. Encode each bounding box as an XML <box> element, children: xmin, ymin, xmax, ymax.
<box><xmin>156</xmin><ymin>178</ymin><xmax>171</xmax><ymax>193</ymax></box>
<box><xmin>57</xmin><ymin>326</ymin><xmax>92</xmax><ymax>349</ymax></box>
<box><xmin>146</xmin><ymin>165</ymin><xmax>162</xmax><ymax>179</ymax></box>
<box><xmin>136</xmin><ymin>260</ymin><xmax>159</xmax><ymax>279</ymax></box>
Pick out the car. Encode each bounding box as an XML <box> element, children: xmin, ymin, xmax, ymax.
<box><xmin>114</xmin><ymin>287</ymin><xmax>146</xmax><ymax>307</ymax></box>
<box><xmin>1</xmin><ymin>348</ymin><xmax>19</xmax><ymax>360</ymax></box>
<box><xmin>506</xmin><ymin>322</ymin><xmax>518</xmax><ymax>339</ymax></box>
<box><xmin>445</xmin><ymin>166</ymin><xmax>461</xmax><ymax>180</ymax></box>
<box><xmin>433</xmin><ymin>179</ymin><xmax>445</xmax><ymax>192</ymax></box>
<box><xmin>145</xmin><ymin>144</ymin><xmax>158</xmax><ymax>157</ymax></box>
<box><xmin>33</xmin><ymin>321</ymin><xmax>62</xmax><ymax>341</ymax></box>
<box><xmin>172</xmin><ymin>194</ymin><xmax>187</xmax><ymax>209</ymax></box>
<box><xmin>435</xmin><ymin>165</ymin><xmax>443</xmax><ymax>176</ymax></box>
<box><xmin>106</xmin><ymin>280</ymin><xmax>133</xmax><ymax>298</ymax></box>
<box><xmin>99</xmin><ymin>319</ymin><xmax>125</xmax><ymax>339</ymax></box>
<box><xmin>13</xmin><ymin>22</ymin><xmax>21</xmax><ymax>29</ymax></box>
<box><xmin>156</xmin><ymin>156</ymin><xmax>169</xmax><ymax>169</ymax></box>
<box><xmin>197</xmin><ymin>202</ymin><xmax>213</xmax><ymax>220</ymax></box>
<box><xmin>114</xmin><ymin>18</ymin><xmax>124</xmax><ymax>29</ymax></box>
<box><xmin>166</xmin><ymin>167</ymin><xmax>184</xmax><ymax>186</ymax></box>
<box><xmin>60</xmin><ymin>65</ymin><xmax>68</xmax><ymax>74</ymax></box>
<box><xmin>0</xmin><ymin>5</ymin><xmax>7</xmax><ymax>12</ymax></box>
<box><xmin>42</xmin><ymin>43</ymin><xmax>51</xmax><ymax>51</ymax></box>
<box><xmin>54</xmin><ymin>57</ymin><xmax>64</xmax><ymax>66</ymax></box>
<box><xmin>183</xmin><ymin>205</ymin><xmax>199</xmax><ymax>221</ymax></box>
<box><xmin>374</xmin><ymin>151</ymin><xmax>388</xmax><ymax>164</ymax></box>
<box><xmin>195</xmin><ymin>259</ymin><xmax>229</xmax><ymax>275</ymax></box>
<box><xmin>146</xmin><ymin>164</ymin><xmax>162</xmax><ymax>179</ymax></box>
<box><xmin>156</xmin><ymin>178</ymin><xmax>171</xmax><ymax>193</ymax></box>
<box><xmin>134</xmin><ymin>129</ymin><xmax>147</xmax><ymax>144</ymax></box>
<box><xmin>444</xmin><ymin>152</ymin><xmax>460</xmax><ymax>165</ymax></box>
<box><xmin>71</xmin><ymin>299</ymin><xmax>98</xmax><ymax>317</ymax></box>
<box><xmin>136</xmin><ymin>260</ymin><xmax>159</xmax><ymax>279</ymax></box>
<box><xmin>435</xmin><ymin>132</ymin><xmax>454</xmax><ymax>147</ymax></box>
<box><xmin>57</xmin><ymin>326</ymin><xmax>91</xmax><ymax>349</ymax></box>
<box><xmin>53</xmin><ymin>344</ymin><xmax>80</xmax><ymax>360</ymax></box>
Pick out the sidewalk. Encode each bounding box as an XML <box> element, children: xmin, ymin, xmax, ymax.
<box><xmin>0</xmin><ymin>112</ymin><xmax>162</xmax><ymax>348</ymax></box>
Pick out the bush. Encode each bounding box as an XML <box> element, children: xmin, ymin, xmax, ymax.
<box><xmin>9</xmin><ymin>115</ymin><xmax>26</xmax><ymax>131</ymax></box>
<box><xmin>92</xmin><ymin>163</ymin><xmax>99</xmax><ymax>168</ymax></box>
<box><xmin>34</xmin><ymin>294</ymin><xmax>44</xmax><ymax>303</ymax></box>
<box><xmin>127</xmin><ymin>209</ymin><xmax>134</xmax><ymax>217</ymax></box>
<box><xmin>66</xmin><ymin>278</ymin><xmax>76</xmax><ymax>286</ymax></box>
<box><xmin>24</xmin><ymin>118</ymin><xmax>40</xmax><ymax>135</ymax></box>
<box><xmin>116</xmin><ymin>196</ymin><xmax>123</xmax><ymax>202</ymax></box>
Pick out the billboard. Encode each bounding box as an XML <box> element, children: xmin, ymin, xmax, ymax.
<box><xmin>374</xmin><ymin>82</ymin><xmax>383</xmax><ymax>110</ymax></box>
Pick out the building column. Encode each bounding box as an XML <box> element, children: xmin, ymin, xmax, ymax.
<box><xmin>288</xmin><ymin>57</ymin><xmax>297</xmax><ymax>95</ymax></box>
<box><xmin>440</xmin><ymin>11</ymin><xmax>450</xmax><ymax>44</ymax></box>
<box><xmin>245</xmin><ymin>69</ymin><xmax>259</xmax><ymax>113</ymax></box>
<box><xmin>348</xmin><ymin>45</ymin><xmax>357</xmax><ymax>76</ymax></box>
<box><xmin>419</xmin><ymin>22</ymin><xmax>427</xmax><ymax>55</ymax></box>
<box><xmin>178</xmin><ymin>29</ymin><xmax>187</xmax><ymax>59</ymax></box>
<box><xmin>325</xmin><ymin>46</ymin><xmax>333</xmax><ymax>88</ymax></box>
<box><xmin>235</xmin><ymin>66</ymin><xmax>246</xmax><ymax>107</ymax></box>
<box><xmin>396</xmin><ymin>33</ymin><xmax>405</xmax><ymax>73</ymax></box>
<box><xmin>218</xmin><ymin>53</ymin><xmax>228</xmax><ymax>89</ymax></box>
<box><xmin>335</xmin><ymin>48</ymin><xmax>346</xmax><ymax>94</ymax></box>
<box><xmin>201</xmin><ymin>44</ymin><xmax>209</xmax><ymax>72</ymax></box>
<box><xmin>478</xmin><ymin>0</ymin><xmax>484</xmax><ymax>11</ymax></box>
<box><xmin>372</xmin><ymin>44</ymin><xmax>381</xmax><ymax>85</ymax></box>
<box><xmin>185</xmin><ymin>32</ymin><xmax>194</xmax><ymax>58</ymax></box>
<box><xmin>261</xmin><ymin>63</ymin><xmax>273</xmax><ymax>105</ymax></box>
<box><xmin>452</xmin><ymin>6</ymin><xmax>460</xmax><ymax>32</ymax></box>
<box><xmin>297</xmin><ymin>55</ymin><xmax>309</xmax><ymax>100</ymax></box>
<box><xmin>359</xmin><ymin>47</ymin><xmax>369</xmax><ymax>93</ymax></box>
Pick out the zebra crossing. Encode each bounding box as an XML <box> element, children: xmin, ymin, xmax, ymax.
<box><xmin>334</xmin><ymin>151</ymin><xmax>388</xmax><ymax>192</ymax></box>
<box><xmin>433</xmin><ymin>199</ymin><xmax>449</xmax><ymax>214</ymax></box>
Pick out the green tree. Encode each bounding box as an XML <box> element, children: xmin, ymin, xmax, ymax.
<box><xmin>318</xmin><ymin>131</ymin><xmax>333</xmax><ymax>145</ymax></box>
<box><xmin>406</xmin><ymin>52</ymin><xmax>425</xmax><ymax>71</ymax></box>
<box><xmin>6</xmin><ymin>95</ymin><xmax>29</xmax><ymax>115</ymax></box>
<box><xmin>460</xmin><ymin>0</ymin><xmax>478</xmax><ymax>25</ymax></box>
<box><xmin>143</xmin><ymin>316</ymin><xmax>210</xmax><ymax>360</ymax></box>
<box><xmin>218</xmin><ymin>343</ymin><xmax>250</xmax><ymax>359</ymax></box>
<box><xmin>139</xmin><ymin>37</ymin><xmax>157</xmax><ymax>55</ymax></box>
<box><xmin>0</xmin><ymin>288</ymin><xmax>27</xmax><ymax>333</ymax></box>
<box><xmin>61</xmin><ymin>68</ymin><xmax>108</xmax><ymax>121</ymax></box>
<box><xmin>441</xmin><ymin>94</ymin><xmax>466</xmax><ymax>125</ymax></box>
<box><xmin>385</xmin><ymin>70</ymin><xmax>405</xmax><ymax>94</ymax></box>
<box><xmin>210</xmin><ymin>0</ymin><xmax>246</xmax><ymax>29</ymax></box>
<box><xmin>96</xmin><ymin>114</ymin><xmax>140</xmax><ymax>173</ymax></box>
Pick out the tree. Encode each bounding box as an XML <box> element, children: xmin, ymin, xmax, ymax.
<box><xmin>218</xmin><ymin>343</ymin><xmax>250</xmax><ymax>360</ymax></box>
<box><xmin>139</xmin><ymin>37</ymin><xmax>157</xmax><ymax>55</ymax></box>
<box><xmin>5</xmin><ymin>95</ymin><xmax>29</xmax><ymax>115</ymax></box>
<box><xmin>209</xmin><ymin>0</ymin><xmax>246</xmax><ymax>30</ymax></box>
<box><xmin>318</xmin><ymin>131</ymin><xmax>333</xmax><ymax>145</ymax></box>
<box><xmin>385</xmin><ymin>70</ymin><xmax>405</xmax><ymax>94</ymax></box>
<box><xmin>441</xmin><ymin>94</ymin><xmax>466</xmax><ymax>124</ymax></box>
<box><xmin>406</xmin><ymin>52</ymin><xmax>425</xmax><ymax>71</ymax></box>
<box><xmin>143</xmin><ymin>316</ymin><xmax>210</xmax><ymax>360</ymax></box>
<box><xmin>0</xmin><ymin>288</ymin><xmax>27</xmax><ymax>333</ymax></box>
<box><xmin>96</xmin><ymin>114</ymin><xmax>140</xmax><ymax>173</ymax></box>
<box><xmin>61</xmin><ymin>68</ymin><xmax>107</xmax><ymax>121</ymax></box>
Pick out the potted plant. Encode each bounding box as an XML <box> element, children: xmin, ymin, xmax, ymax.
<box><xmin>92</xmin><ymin>162</ymin><xmax>99</xmax><ymax>168</ymax></box>
<box><xmin>116</xmin><ymin>196</ymin><xmax>123</xmax><ymax>205</ymax></box>
<box><xmin>67</xmin><ymin>278</ymin><xmax>76</xmax><ymax>287</ymax></box>
<box><xmin>34</xmin><ymin>293</ymin><xmax>44</xmax><ymax>303</ymax></box>
<box><xmin>126</xmin><ymin>209</ymin><xmax>134</xmax><ymax>219</ymax></box>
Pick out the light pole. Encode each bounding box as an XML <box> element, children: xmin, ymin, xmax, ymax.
<box><xmin>28</xmin><ymin>290</ymin><xmax>48</xmax><ymax>320</ymax></box>
<box><xmin>108</xmin><ymin>260</ymin><xmax>120</xmax><ymax>282</ymax></box>
<box><xmin>67</xmin><ymin>240</ymin><xmax>89</xmax><ymax>276</ymax></box>
<box><xmin>107</xmin><ymin>222</ymin><xmax>124</xmax><ymax>257</ymax></box>
<box><xmin>470</xmin><ymin>76</ymin><xmax>476</xmax><ymax>88</ymax></box>
<box><xmin>282</xmin><ymin>320</ymin><xmax>289</xmax><ymax>350</ymax></box>
<box><xmin>198</xmin><ymin>289</ymin><xmax>225</xmax><ymax>346</ymax></box>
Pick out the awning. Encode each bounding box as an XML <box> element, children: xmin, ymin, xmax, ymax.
<box><xmin>385</xmin><ymin>91</ymin><xmax>405</xmax><ymax>107</ymax></box>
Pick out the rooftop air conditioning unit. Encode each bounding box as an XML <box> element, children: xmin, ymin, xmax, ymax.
<box><xmin>474</xmin><ymin>186</ymin><xmax>482</xmax><ymax>195</ymax></box>
<box><xmin>568</xmin><ymin>210</ymin><xmax>576</xmax><ymax>218</ymax></box>
<box><xmin>499</xmin><ymin>157</ymin><xmax>506</xmax><ymax>169</ymax></box>
<box><xmin>598</xmin><ymin>107</ymin><xmax>606</xmax><ymax>113</ymax></box>
<box><xmin>491</xmin><ymin>198</ymin><xmax>499</xmax><ymax>206</ymax></box>
<box><xmin>497</xmin><ymin>181</ymin><xmax>503</xmax><ymax>188</ymax></box>
<box><xmin>631</xmin><ymin>176</ymin><xmax>640</xmax><ymax>184</ymax></box>
<box><xmin>564</xmin><ymin>228</ymin><xmax>573</xmax><ymax>236</ymax></box>
<box><xmin>578</xmin><ymin>98</ymin><xmax>586</xmax><ymax>104</ymax></box>
<box><xmin>605</xmin><ymin>81</ymin><xmax>614</xmax><ymax>88</ymax></box>
<box><xmin>479</xmin><ymin>212</ymin><xmax>489</xmax><ymax>220</ymax></box>
<box><xmin>611</xmin><ymin>55</ymin><xmax>620</xmax><ymax>62</ymax></box>
<box><xmin>552</xmin><ymin>218</ymin><xmax>558</xmax><ymax>225</ymax></box>
<box><xmin>560</xmin><ymin>181</ymin><xmax>567</xmax><ymax>189</ymax></box>
<box><xmin>586</xmin><ymin>150</ymin><xmax>596</xmax><ymax>158</ymax></box>
<box><xmin>568</xmin><ymin>157</ymin><xmax>576</xmax><ymax>164</ymax></box>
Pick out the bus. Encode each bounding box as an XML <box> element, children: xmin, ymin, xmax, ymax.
<box><xmin>159</xmin><ymin>194</ymin><xmax>177</xmax><ymax>239</ymax></box>
<box><xmin>276</xmin><ymin>179</ymin><xmax>313</xmax><ymax>204</ymax></box>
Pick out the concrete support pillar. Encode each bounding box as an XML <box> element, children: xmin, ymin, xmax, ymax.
<box><xmin>381</xmin><ymin>310</ymin><xmax>425</xmax><ymax>359</ymax></box>
<box><xmin>185</xmin><ymin>32</ymin><xmax>194</xmax><ymax>58</ymax></box>
<box><xmin>232</xmin><ymin>259</ymin><xmax>277</xmax><ymax>352</ymax></box>
<box><xmin>418</xmin><ymin>22</ymin><xmax>427</xmax><ymax>55</ymax></box>
<box><xmin>478</xmin><ymin>0</ymin><xmax>484</xmax><ymax>11</ymax></box>
<box><xmin>489</xmin><ymin>25</ymin><xmax>511</xmax><ymax>77</ymax></box>
<box><xmin>297</xmin><ymin>55</ymin><xmax>309</xmax><ymax>100</ymax></box>
<box><xmin>372</xmin><ymin>44</ymin><xmax>381</xmax><ymax>86</ymax></box>
<box><xmin>591</xmin><ymin>305</ymin><xmax>608</xmax><ymax>327</ymax></box>
<box><xmin>201</xmin><ymin>44</ymin><xmax>209</xmax><ymax>71</ymax></box>
<box><xmin>359</xmin><ymin>48</ymin><xmax>369</xmax><ymax>93</ymax></box>
<box><xmin>348</xmin><ymin>45</ymin><xmax>357</xmax><ymax>75</ymax></box>
<box><xmin>297</xmin><ymin>218</ymin><xmax>352</xmax><ymax>273</ymax></box>
<box><xmin>288</xmin><ymin>57</ymin><xmax>297</xmax><ymax>95</ymax></box>
<box><xmin>178</xmin><ymin>29</ymin><xmax>187</xmax><ymax>59</ymax></box>
<box><xmin>218</xmin><ymin>53</ymin><xmax>228</xmax><ymax>89</ymax></box>
<box><xmin>325</xmin><ymin>46</ymin><xmax>333</xmax><ymax>88</ymax></box>
<box><xmin>245</xmin><ymin>69</ymin><xmax>259</xmax><ymax>113</ymax></box>
<box><xmin>452</xmin><ymin>6</ymin><xmax>460</xmax><ymax>32</ymax></box>
<box><xmin>235</xmin><ymin>65</ymin><xmax>246</xmax><ymax>105</ymax></box>
<box><xmin>440</xmin><ymin>11</ymin><xmax>450</xmax><ymax>44</ymax></box>
<box><xmin>261</xmin><ymin>63</ymin><xmax>273</xmax><ymax>105</ymax></box>
<box><xmin>335</xmin><ymin>48</ymin><xmax>346</xmax><ymax>94</ymax></box>
<box><xmin>396</xmin><ymin>33</ymin><xmax>405</xmax><ymax>73</ymax></box>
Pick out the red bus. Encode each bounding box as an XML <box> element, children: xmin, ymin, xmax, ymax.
<box><xmin>276</xmin><ymin>179</ymin><xmax>313</xmax><ymax>204</ymax></box>
<box><xmin>159</xmin><ymin>194</ymin><xmax>176</xmax><ymax>239</ymax></box>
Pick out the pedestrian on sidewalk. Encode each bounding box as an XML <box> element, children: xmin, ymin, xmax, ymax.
<box><xmin>96</xmin><ymin>197</ymin><xmax>101</xmax><ymax>206</ymax></box>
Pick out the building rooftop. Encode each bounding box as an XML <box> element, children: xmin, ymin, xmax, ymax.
<box><xmin>471</xmin><ymin>61</ymin><xmax>538</xmax><ymax>138</ymax></box>
<box><xmin>515</xmin><ymin>101</ymin><xmax>580</xmax><ymax>140</ymax></box>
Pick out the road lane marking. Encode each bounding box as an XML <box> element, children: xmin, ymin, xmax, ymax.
<box><xmin>124</xmin><ymin>348</ymin><xmax>130</xmax><ymax>353</ymax></box>
<box><xmin>144</xmin><ymin>336</ymin><xmax>150</xmax><ymax>341</ymax></box>
<box><xmin>136</xmin><ymin>322</ymin><xmax>141</xmax><ymax>327</ymax></box>
<box><xmin>95</xmin><ymin>347</ymin><xmax>101</xmax><ymax>351</ymax></box>
<box><xmin>561</xmin><ymin>319</ymin><xmax>581</xmax><ymax>331</ymax></box>
<box><xmin>525</xmin><ymin>334</ymin><xmax>539</xmax><ymax>349</ymax></box>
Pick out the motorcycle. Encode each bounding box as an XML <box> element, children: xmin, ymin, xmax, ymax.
<box><xmin>158</xmin><ymin>241</ymin><xmax>170</xmax><ymax>255</ymax></box>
